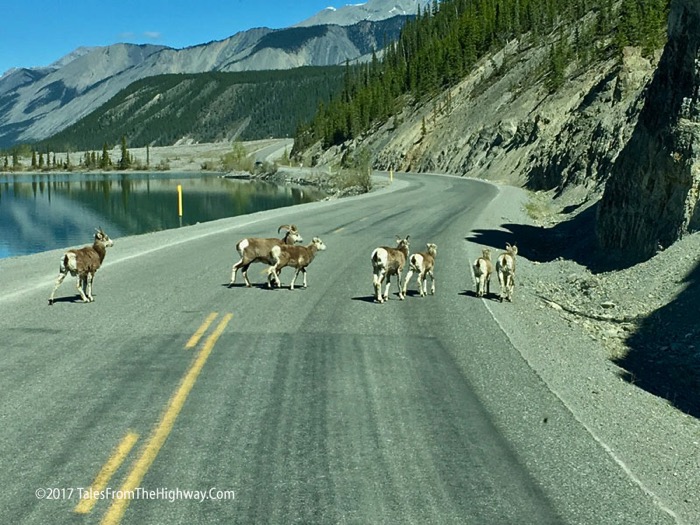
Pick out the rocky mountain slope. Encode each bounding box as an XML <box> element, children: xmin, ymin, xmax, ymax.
<box><xmin>597</xmin><ymin>0</ymin><xmax>700</xmax><ymax>261</ymax></box>
<box><xmin>316</xmin><ymin>26</ymin><xmax>656</xmax><ymax>203</ymax></box>
<box><xmin>0</xmin><ymin>2</ymin><xmax>420</xmax><ymax>149</ymax></box>
<box><xmin>310</xmin><ymin>1</ymin><xmax>698</xmax><ymax>264</ymax></box>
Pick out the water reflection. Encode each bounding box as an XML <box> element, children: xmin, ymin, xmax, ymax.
<box><xmin>0</xmin><ymin>172</ymin><xmax>325</xmax><ymax>258</ymax></box>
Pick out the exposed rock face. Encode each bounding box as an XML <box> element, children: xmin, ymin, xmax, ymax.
<box><xmin>327</xmin><ymin>20</ymin><xmax>657</xmax><ymax>204</ymax></box>
<box><xmin>597</xmin><ymin>0</ymin><xmax>700</xmax><ymax>260</ymax></box>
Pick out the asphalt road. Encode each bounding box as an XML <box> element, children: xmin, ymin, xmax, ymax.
<box><xmin>0</xmin><ymin>173</ymin><xmax>675</xmax><ymax>524</ymax></box>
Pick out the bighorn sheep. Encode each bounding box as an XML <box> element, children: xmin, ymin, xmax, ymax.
<box><xmin>229</xmin><ymin>224</ymin><xmax>302</xmax><ymax>287</ymax></box>
<box><xmin>402</xmin><ymin>243</ymin><xmax>437</xmax><ymax>297</ymax></box>
<box><xmin>496</xmin><ymin>243</ymin><xmax>518</xmax><ymax>302</ymax></box>
<box><xmin>48</xmin><ymin>228</ymin><xmax>114</xmax><ymax>305</ymax></box>
<box><xmin>371</xmin><ymin>235</ymin><xmax>410</xmax><ymax>303</ymax></box>
<box><xmin>472</xmin><ymin>248</ymin><xmax>493</xmax><ymax>298</ymax></box>
<box><xmin>267</xmin><ymin>237</ymin><xmax>327</xmax><ymax>290</ymax></box>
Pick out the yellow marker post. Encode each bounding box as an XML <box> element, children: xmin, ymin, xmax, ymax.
<box><xmin>177</xmin><ymin>184</ymin><xmax>183</xmax><ymax>217</ymax></box>
<box><xmin>390</xmin><ymin>168</ymin><xmax>393</xmax><ymax>183</ymax></box>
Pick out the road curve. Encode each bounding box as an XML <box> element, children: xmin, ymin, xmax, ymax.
<box><xmin>0</xmin><ymin>173</ymin><xmax>675</xmax><ymax>524</ymax></box>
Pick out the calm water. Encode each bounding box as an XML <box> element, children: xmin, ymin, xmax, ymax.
<box><xmin>0</xmin><ymin>172</ymin><xmax>325</xmax><ymax>259</ymax></box>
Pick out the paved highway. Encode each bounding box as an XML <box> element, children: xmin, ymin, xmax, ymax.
<box><xmin>0</xmin><ymin>173</ymin><xmax>674</xmax><ymax>524</ymax></box>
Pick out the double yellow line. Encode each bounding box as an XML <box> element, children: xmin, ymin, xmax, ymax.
<box><xmin>75</xmin><ymin>312</ymin><xmax>233</xmax><ymax>524</ymax></box>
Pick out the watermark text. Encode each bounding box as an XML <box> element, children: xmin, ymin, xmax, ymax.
<box><xmin>35</xmin><ymin>487</ymin><xmax>235</xmax><ymax>503</ymax></box>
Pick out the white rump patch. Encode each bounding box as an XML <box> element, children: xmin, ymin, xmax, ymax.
<box><xmin>371</xmin><ymin>248</ymin><xmax>388</xmax><ymax>269</ymax></box>
<box><xmin>64</xmin><ymin>252</ymin><xmax>78</xmax><ymax>273</ymax></box>
<box><xmin>410</xmin><ymin>253</ymin><xmax>424</xmax><ymax>270</ymax></box>
<box><xmin>237</xmin><ymin>238</ymin><xmax>249</xmax><ymax>254</ymax></box>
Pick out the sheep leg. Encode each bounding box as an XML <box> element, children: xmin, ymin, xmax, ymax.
<box><xmin>300</xmin><ymin>268</ymin><xmax>307</xmax><ymax>288</ymax></box>
<box><xmin>48</xmin><ymin>271</ymin><xmax>68</xmax><ymax>305</ymax></box>
<box><xmin>76</xmin><ymin>276</ymin><xmax>89</xmax><ymax>303</ymax></box>
<box><xmin>241</xmin><ymin>264</ymin><xmax>253</xmax><ymax>287</ymax></box>
<box><xmin>383</xmin><ymin>274</ymin><xmax>392</xmax><ymax>301</ymax></box>
<box><xmin>267</xmin><ymin>265</ymin><xmax>282</xmax><ymax>288</ymax></box>
<box><xmin>402</xmin><ymin>268</ymin><xmax>415</xmax><ymax>297</ymax></box>
<box><xmin>498</xmin><ymin>272</ymin><xmax>506</xmax><ymax>302</ymax></box>
<box><xmin>373</xmin><ymin>270</ymin><xmax>385</xmax><ymax>303</ymax></box>
<box><xmin>86</xmin><ymin>272</ymin><xmax>95</xmax><ymax>302</ymax></box>
<box><xmin>418</xmin><ymin>270</ymin><xmax>427</xmax><ymax>297</ymax></box>
<box><xmin>230</xmin><ymin>259</ymin><xmax>243</xmax><ymax>285</ymax></box>
<box><xmin>289</xmin><ymin>269</ymin><xmax>300</xmax><ymax>290</ymax></box>
<box><xmin>428</xmin><ymin>270</ymin><xmax>435</xmax><ymax>295</ymax></box>
<box><xmin>507</xmin><ymin>275</ymin><xmax>514</xmax><ymax>302</ymax></box>
<box><xmin>231</xmin><ymin>259</ymin><xmax>254</xmax><ymax>287</ymax></box>
<box><xmin>397</xmin><ymin>270</ymin><xmax>406</xmax><ymax>300</ymax></box>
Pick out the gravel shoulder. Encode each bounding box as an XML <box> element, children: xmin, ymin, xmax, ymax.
<box><xmin>467</xmin><ymin>183</ymin><xmax>699</xmax><ymax>525</ymax></box>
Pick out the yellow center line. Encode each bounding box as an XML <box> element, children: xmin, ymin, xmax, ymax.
<box><xmin>101</xmin><ymin>313</ymin><xmax>233</xmax><ymax>525</ymax></box>
<box><xmin>74</xmin><ymin>431</ymin><xmax>139</xmax><ymax>515</ymax></box>
<box><xmin>184</xmin><ymin>312</ymin><xmax>219</xmax><ymax>349</ymax></box>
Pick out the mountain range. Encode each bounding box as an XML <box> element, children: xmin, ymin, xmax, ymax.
<box><xmin>0</xmin><ymin>0</ymin><xmax>430</xmax><ymax>149</ymax></box>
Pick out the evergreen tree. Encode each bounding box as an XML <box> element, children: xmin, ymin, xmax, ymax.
<box><xmin>119</xmin><ymin>135</ymin><xmax>130</xmax><ymax>169</ymax></box>
<box><xmin>101</xmin><ymin>143</ymin><xmax>111</xmax><ymax>169</ymax></box>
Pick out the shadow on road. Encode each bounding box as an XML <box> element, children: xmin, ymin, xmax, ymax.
<box><xmin>48</xmin><ymin>294</ymin><xmax>88</xmax><ymax>305</ymax></box>
<box><xmin>466</xmin><ymin>203</ymin><xmax>641</xmax><ymax>273</ymax></box>
<box><xmin>616</xmin><ymin>261</ymin><xmax>700</xmax><ymax>418</ymax></box>
<box><xmin>351</xmin><ymin>295</ymin><xmax>378</xmax><ymax>303</ymax></box>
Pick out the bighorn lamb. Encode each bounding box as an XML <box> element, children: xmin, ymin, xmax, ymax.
<box><xmin>267</xmin><ymin>237</ymin><xmax>327</xmax><ymax>290</ymax></box>
<box><xmin>402</xmin><ymin>243</ymin><xmax>437</xmax><ymax>297</ymax></box>
<box><xmin>496</xmin><ymin>243</ymin><xmax>518</xmax><ymax>302</ymax></box>
<box><xmin>472</xmin><ymin>248</ymin><xmax>493</xmax><ymax>298</ymax></box>
<box><xmin>371</xmin><ymin>235</ymin><xmax>410</xmax><ymax>303</ymax></box>
<box><xmin>48</xmin><ymin>228</ymin><xmax>114</xmax><ymax>305</ymax></box>
<box><xmin>229</xmin><ymin>224</ymin><xmax>302</xmax><ymax>287</ymax></box>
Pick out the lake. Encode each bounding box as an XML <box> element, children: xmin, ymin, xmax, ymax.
<box><xmin>0</xmin><ymin>172</ymin><xmax>325</xmax><ymax>259</ymax></box>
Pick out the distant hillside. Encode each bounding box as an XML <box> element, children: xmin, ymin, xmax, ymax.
<box><xmin>38</xmin><ymin>67</ymin><xmax>345</xmax><ymax>151</ymax></box>
<box><xmin>0</xmin><ymin>13</ymin><xmax>410</xmax><ymax>149</ymax></box>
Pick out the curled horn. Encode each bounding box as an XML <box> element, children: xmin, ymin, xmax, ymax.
<box><xmin>278</xmin><ymin>224</ymin><xmax>292</xmax><ymax>234</ymax></box>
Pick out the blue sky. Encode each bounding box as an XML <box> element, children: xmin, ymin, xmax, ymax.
<box><xmin>0</xmin><ymin>0</ymin><xmax>355</xmax><ymax>75</ymax></box>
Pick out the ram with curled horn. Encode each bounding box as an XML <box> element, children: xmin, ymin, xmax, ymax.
<box><xmin>229</xmin><ymin>224</ymin><xmax>303</xmax><ymax>287</ymax></box>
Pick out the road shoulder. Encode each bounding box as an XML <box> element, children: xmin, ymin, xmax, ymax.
<box><xmin>467</xmin><ymin>183</ymin><xmax>699</xmax><ymax>525</ymax></box>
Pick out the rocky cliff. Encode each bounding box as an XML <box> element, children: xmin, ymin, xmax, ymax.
<box><xmin>596</xmin><ymin>0</ymin><xmax>700</xmax><ymax>260</ymax></box>
<box><xmin>316</xmin><ymin>14</ymin><xmax>657</xmax><ymax>207</ymax></box>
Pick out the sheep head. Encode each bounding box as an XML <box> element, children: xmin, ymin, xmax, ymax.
<box><xmin>94</xmin><ymin>227</ymin><xmax>114</xmax><ymax>247</ymax></box>
<box><xmin>311</xmin><ymin>237</ymin><xmax>327</xmax><ymax>251</ymax></box>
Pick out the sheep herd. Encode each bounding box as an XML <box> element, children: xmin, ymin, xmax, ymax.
<box><xmin>47</xmin><ymin>225</ymin><xmax>517</xmax><ymax>305</ymax></box>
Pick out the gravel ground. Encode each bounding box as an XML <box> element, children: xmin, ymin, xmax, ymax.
<box><xmin>467</xmin><ymin>183</ymin><xmax>699</xmax><ymax>525</ymax></box>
